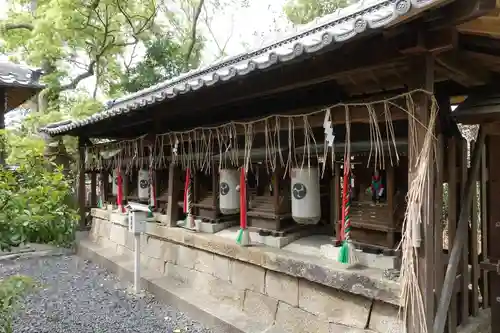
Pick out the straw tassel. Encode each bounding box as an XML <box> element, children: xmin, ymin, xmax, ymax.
<box><xmin>236</xmin><ymin>167</ymin><xmax>250</xmax><ymax>246</ymax></box>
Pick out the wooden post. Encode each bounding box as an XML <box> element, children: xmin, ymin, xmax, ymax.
<box><xmin>334</xmin><ymin>162</ymin><xmax>341</xmax><ymax>241</ymax></box>
<box><xmin>273</xmin><ymin>165</ymin><xmax>281</xmax><ymax>229</ymax></box>
<box><xmin>90</xmin><ymin>172</ymin><xmax>97</xmax><ymax>207</ymax></box>
<box><xmin>212</xmin><ymin>162</ymin><xmax>220</xmax><ymax>216</ymax></box>
<box><xmin>386</xmin><ymin>163</ymin><xmax>395</xmax><ymax>248</ymax></box>
<box><xmin>433</xmin><ymin>127</ymin><xmax>485</xmax><ymax>333</ymax></box>
<box><xmin>166</xmin><ymin>163</ymin><xmax>179</xmax><ymax>226</ymax></box>
<box><xmin>407</xmin><ymin>53</ymin><xmax>435</xmax><ymax>333</ymax></box>
<box><xmin>102</xmin><ymin>170</ymin><xmax>109</xmax><ymax>203</ymax></box>
<box><xmin>460</xmin><ymin>139</ymin><xmax>469</xmax><ymax>325</ymax></box>
<box><xmin>487</xmin><ymin>135</ymin><xmax>500</xmax><ymax>331</ymax></box>
<box><xmin>447</xmin><ymin>137</ymin><xmax>458</xmax><ymax>332</ymax></box>
<box><xmin>480</xmin><ymin>141</ymin><xmax>489</xmax><ymax>309</ymax></box>
<box><xmin>78</xmin><ymin>137</ymin><xmax>86</xmax><ymax>229</ymax></box>
<box><xmin>434</xmin><ymin>134</ymin><xmax>444</xmax><ymax>306</ymax></box>
<box><xmin>470</xmin><ymin>140</ymin><xmax>480</xmax><ymax>317</ymax></box>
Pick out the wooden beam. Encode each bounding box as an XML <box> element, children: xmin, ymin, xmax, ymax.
<box><xmin>435</xmin><ymin>52</ymin><xmax>489</xmax><ymax>86</ymax></box>
<box><xmin>433</xmin><ymin>126</ymin><xmax>485</xmax><ymax>333</ymax></box>
<box><xmin>444</xmin><ymin>0</ymin><xmax>498</xmax><ymax>26</ymax></box>
<box><xmin>90</xmin><ymin>172</ymin><xmax>97</xmax><ymax>207</ymax></box>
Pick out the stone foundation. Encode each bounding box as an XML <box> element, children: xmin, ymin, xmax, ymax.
<box><xmin>86</xmin><ymin>208</ymin><xmax>490</xmax><ymax>333</ymax></box>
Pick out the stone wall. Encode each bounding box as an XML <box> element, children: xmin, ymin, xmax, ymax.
<box><xmin>89</xmin><ymin>209</ymin><xmax>403</xmax><ymax>333</ymax></box>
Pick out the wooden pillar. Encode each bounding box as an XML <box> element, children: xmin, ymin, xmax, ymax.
<box><xmin>407</xmin><ymin>53</ymin><xmax>435</xmax><ymax>333</ymax></box>
<box><xmin>433</xmin><ymin>127</ymin><xmax>484</xmax><ymax>333</ymax></box>
<box><xmin>386</xmin><ymin>163</ymin><xmax>395</xmax><ymax>248</ymax></box>
<box><xmin>434</xmin><ymin>134</ymin><xmax>444</xmax><ymax>306</ymax></box>
<box><xmin>487</xmin><ymin>135</ymin><xmax>500</xmax><ymax>331</ymax></box>
<box><xmin>333</xmin><ymin>162</ymin><xmax>341</xmax><ymax>242</ymax></box>
<box><xmin>90</xmin><ymin>172</ymin><xmax>97</xmax><ymax>207</ymax></box>
<box><xmin>470</xmin><ymin>140</ymin><xmax>480</xmax><ymax>317</ymax></box>
<box><xmin>78</xmin><ymin>138</ymin><xmax>86</xmax><ymax>229</ymax></box>
<box><xmin>212</xmin><ymin>162</ymin><xmax>220</xmax><ymax>216</ymax></box>
<box><xmin>102</xmin><ymin>170</ymin><xmax>109</xmax><ymax>203</ymax></box>
<box><xmin>273</xmin><ymin>165</ymin><xmax>281</xmax><ymax>229</ymax></box>
<box><xmin>460</xmin><ymin>139</ymin><xmax>470</xmax><ymax>325</ymax></box>
<box><xmin>480</xmin><ymin>142</ymin><xmax>489</xmax><ymax>309</ymax></box>
<box><xmin>447</xmin><ymin>137</ymin><xmax>458</xmax><ymax>332</ymax></box>
<box><xmin>166</xmin><ymin>163</ymin><xmax>179</xmax><ymax>226</ymax></box>
<box><xmin>0</xmin><ymin>88</ymin><xmax>6</xmax><ymax>166</ymax></box>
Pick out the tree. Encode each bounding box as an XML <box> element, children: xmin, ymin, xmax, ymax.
<box><xmin>284</xmin><ymin>0</ymin><xmax>349</xmax><ymax>25</ymax></box>
<box><xmin>110</xmin><ymin>32</ymin><xmax>203</xmax><ymax>95</ymax></box>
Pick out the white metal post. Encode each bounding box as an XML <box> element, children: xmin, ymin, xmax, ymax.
<box><xmin>134</xmin><ymin>233</ymin><xmax>141</xmax><ymax>294</ymax></box>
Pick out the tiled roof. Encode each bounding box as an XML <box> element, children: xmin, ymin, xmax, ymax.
<box><xmin>41</xmin><ymin>0</ymin><xmax>439</xmax><ymax>136</ymax></box>
<box><xmin>0</xmin><ymin>61</ymin><xmax>43</xmax><ymax>88</ymax></box>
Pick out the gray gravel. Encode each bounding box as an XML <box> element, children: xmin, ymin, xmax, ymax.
<box><xmin>1</xmin><ymin>255</ymin><xmax>213</xmax><ymax>333</ymax></box>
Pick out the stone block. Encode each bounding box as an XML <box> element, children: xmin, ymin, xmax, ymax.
<box><xmin>164</xmin><ymin>262</ymin><xmax>197</xmax><ymax>285</ymax></box>
<box><xmin>116</xmin><ymin>244</ymin><xmax>133</xmax><ymax>258</ymax></box>
<box><xmin>163</xmin><ymin>242</ymin><xmax>178</xmax><ymax>264</ymax></box>
<box><xmin>369</xmin><ymin>301</ymin><xmax>404</xmax><ymax>333</ymax></box>
<box><xmin>231</xmin><ymin>260</ymin><xmax>265</xmax><ymax>293</ymax></box>
<box><xmin>194</xmin><ymin>250</ymin><xmax>214</xmax><ymax>274</ymax></box>
<box><xmin>125</xmin><ymin>233</ymin><xmax>135</xmax><ymax>251</ymax></box>
<box><xmin>110</xmin><ymin>224</ymin><xmax>127</xmax><ymax>246</ymax></box>
<box><xmin>147</xmin><ymin>257</ymin><xmax>165</xmax><ymax>274</ymax></box>
<box><xmin>275</xmin><ymin>301</ymin><xmax>330</xmax><ymax>333</ymax></box>
<box><xmin>207</xmin><ymin>277</ymin><xmax>245</xmax><ymax>309</ymax></box>
<box><xmin>265</xmin><ymin>270</ymin><xmax>298</xmax><ymax>306</ymax></box>
<box><xmin>101</xmin><ymin>219</ymin><xmax>112</xmax><ymax>239</ymax></box>
<box><xmin>110</xmin><ymin>212</ymin><xmax>128</xmax><ymax>226</ymax></box>
<box><xmin>176</xmin><ymin>245</ymin><xmax>198</xmax><ymax>269</ymax></box>
<box><xmin>144</xmin><ymin>237</ymin><xmax>164</xmax><ymax>259</ymax></box>
<box><xmin>298</xmin><ymin>279</ymin><xmax>371</xmax><ymax>328</ymax></box>
<box><xmin>243</xmin><ymin>290</ymin><xmax>278</xmax><ymax>326</ymax></box>
<box><xmin>213</xmin><ymin>254</ymin><xmax>232</xmax><ymax>281</ymax></box>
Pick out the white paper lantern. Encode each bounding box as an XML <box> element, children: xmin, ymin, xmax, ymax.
<box><xmin>219</xmin><ymin>169</ymin><xmax>240</xmax><ymax>215</ymax></box>
<box><xmin>291</xmin><ymin>167</ymin><xmax>321</xmax><ymax>224</ymax></box>
<box><xmin>138</xmin><ymin>169</ymin><xmax>150</xmax><ymax>200</ymax></box>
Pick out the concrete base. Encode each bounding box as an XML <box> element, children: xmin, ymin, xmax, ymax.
<box><xmin>216</xmin><ymin>226</ymin><xmax>303</xmax><ymax>249</ymax></box>
<box><xmin>176</xmin><ymin>219</ymin><xmax>238</xmax><ymax>234</ymax></box>
<box><xmin>283</xmin><ymin>236</ymin><xmax>399</xmax><ymax>270</ymax></box>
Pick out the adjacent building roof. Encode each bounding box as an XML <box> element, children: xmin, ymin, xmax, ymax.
<box><xmin>40</xmin><ymin>0</ymin><xmax>441</xmax><ymax>136</ymax></box>
<box><xmin>0</xmin><ymin>61</ymin><xmax>43</xmax><ymax>89</ymax></box>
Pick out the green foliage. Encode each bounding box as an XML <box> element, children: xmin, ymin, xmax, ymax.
<box><xmin>0</xmin><ymin>156</ymin><xmax>78</xmax><ymax>252</ymax></box>
<box><xmin>284</xmin><ymin>0</ymin><xmax>349</xmax><ymax>24</ymax></box>
<box><xmin>0</xmin><ymin>276</ymin><xmax>37</xmax><ymax>333</ymax></box>
<box><xmin>110</xmin><ymin>33</ymin><xmax>203</xmax><ymax>95</ymax></box>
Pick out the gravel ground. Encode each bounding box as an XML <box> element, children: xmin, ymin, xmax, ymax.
<box><xmin>1</xmin><ymin>255</ymin><xmax>213</xmax><ymax>333</ymax></box>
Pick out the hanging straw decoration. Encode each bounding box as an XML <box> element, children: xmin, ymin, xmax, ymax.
<box><xmin>236</xmin><ymin>166</ymin><xmax>250</xmax><ymax>246</ymax></box>
<box><xmin>398</xmin><ymin>93</ymin><xmax>439</xmax><ymax>333</ymax></box>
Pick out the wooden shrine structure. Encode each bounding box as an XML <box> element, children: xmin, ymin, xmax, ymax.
<box><xmin>0</xmin><ymin>61</ymin><xmax>43</xmax><ymax>164</ymax></box>
<box><xmin>41</xmin><ymin>0</ymin><xmax>500</xmax><ymax>332</ymax></box>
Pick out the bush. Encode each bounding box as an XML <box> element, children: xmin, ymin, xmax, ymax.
<box><xmin>0</xmin><ymin>276</ymin><xmax>37</xmax><ymax>333</ymax></box>
<box><xmin>0</xmin><ymin>156</ymin><xmax>78</xmax><ymax>251</ymax></box>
